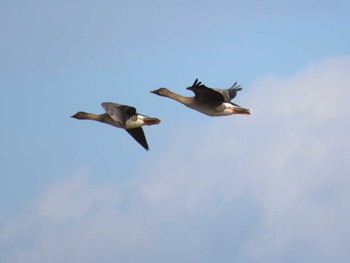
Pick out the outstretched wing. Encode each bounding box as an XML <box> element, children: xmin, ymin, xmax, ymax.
<box><xmin>213</xmin><ymin>82</ymin><xmax>242</xmax><ymax>102</ymax></box>
<box><xmin>126</xmin><ymin>127</ymin><xmax>149</xmax><ymax>151</ymax></box>
<box><xmin>187</xmin><ymin>79</ymin><xmax>225</xmax><ymax>103</ymax></box>
<box><xmin>101</xmin><ymin>102</ymin><xmax>137</xmax><ymax>129</ymax></box>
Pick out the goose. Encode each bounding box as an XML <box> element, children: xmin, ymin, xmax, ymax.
<box><xmin>71</xmin><ymin>102</ymin><xmax>161</xmax><ymax>151</ymax></box>
<box><xmin>150</xmin><ymin>79</ymin><xmax>251</xmax><ymax>116</ymax></box>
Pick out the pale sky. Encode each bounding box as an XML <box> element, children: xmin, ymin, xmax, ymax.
<box><xmin>1</xmin><ymin>1</ymin><xmax>350</xmax><ymax>262</ymax></box>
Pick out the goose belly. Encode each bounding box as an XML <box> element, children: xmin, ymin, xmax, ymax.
<box><xmin>190</xmin><ymin>103</ymin><xmax>233</xmax><ymax>116</ymax></box>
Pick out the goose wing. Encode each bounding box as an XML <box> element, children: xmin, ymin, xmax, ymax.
<box><xmin>101</xmin><ymin>102</ymin><xmax>137</xmax><ymax>129</ymax></box>
<box><xmin>187</xmin><ymin>79</ymin><xmax>225</xmax><ymax>103</ymax></box>
<box><xmin>126</xmin><ymin>127</ymin><xmax>149</xmax><ymax>151</ymax></box>
<box><xmin>212</xmin><ymin>82</ymin><xmax>242</xmax><ymax>102</ymax></box>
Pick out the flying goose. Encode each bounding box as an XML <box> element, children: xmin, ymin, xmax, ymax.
<box><xmin>71</xmin><ymin>102</ymin><xmax>160</xmax><ymax>151</ymax></box>
<box><xmin>150</xmin><ymin>79</ymin><xmax>251</xmax><ymax>116</ymax></box>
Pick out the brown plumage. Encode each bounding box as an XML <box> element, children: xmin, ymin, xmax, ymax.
<box><xmin>150</xmin><ymin>79</ymin><xmax>251</xmax><ymax>116</ymax></box>
<box><xmin>71</xmin><ymin>102</ymin><xmax>160</xmax><ymax>151</ymax></box>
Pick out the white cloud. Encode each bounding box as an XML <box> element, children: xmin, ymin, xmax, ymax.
<box><xmin>32</xmin><ymin>168</ymin><xmax>122</xmax><ymax>221</ymax></box>
<box><xmin>252</xmin><ymin>55</ymin><xmax>350</xmax><ymax>120</ymax></box>
<box><xmin>1</xmin><ymin>55</ymin><xmax>350</xmax><ymax>263</ymax></box>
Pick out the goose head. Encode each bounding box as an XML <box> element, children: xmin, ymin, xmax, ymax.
<box><xmin>150</xmin><ymin>87</ymin><xmax>171</xmax><ymax>97</ymax></box>
<box><xmin>71</xmin><ymin>111</ymin><xmax>89</xmax><ymax>119</ymax></box>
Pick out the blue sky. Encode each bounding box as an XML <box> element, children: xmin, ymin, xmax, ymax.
<box><xmin>1</xmin><ymin>0</ymin><xmax>350</xmax><ymax>262</ymax></box>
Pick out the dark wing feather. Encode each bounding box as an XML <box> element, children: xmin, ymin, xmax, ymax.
<box><xmin>213</xmin><ymin>82</ymin><xmax>242</xmax><ymax>102</ymax></box>
<box><xmin>189</xmin><ymin>79</ymin><xmax>243</xmax><ymax>102</ymax></box>
<box><xmin>227</xmin><ymin>82</ymin><xmax>242</xmax><ymax>99</ymax></box>
<box><xmin>101</xmin><ymin>102</ymin><xmax>137</xmax><ymax>128</ymax></box>
<box><xmin>126</xmin><ymin>128</ymin><xmax>149</xmax><ymax>151</ymax></box>
<box><xmin>187</xmin><ymin>79</ymin><xmax>225</xmax><ymax>103</ymax></box>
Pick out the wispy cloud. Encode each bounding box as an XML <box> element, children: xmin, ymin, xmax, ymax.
<box><xmin>1</xmin><ymin>56</ymin><xmax>350</xmax><ymax>263</ymax></box>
